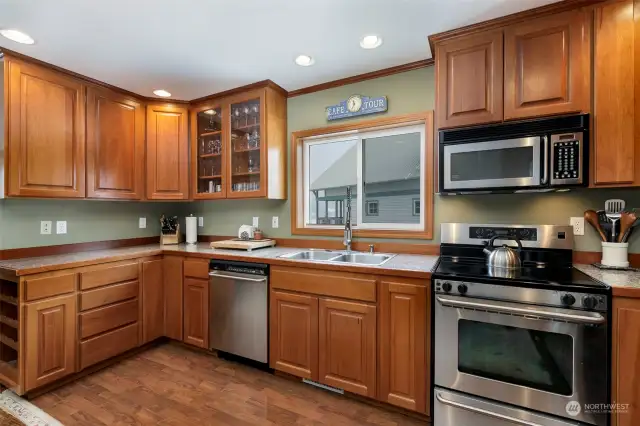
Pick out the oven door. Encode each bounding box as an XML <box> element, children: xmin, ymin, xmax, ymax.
<box><xmin>434</xmin><ymin>294</ymin><xmax>608</xmax><ymax>426</ymax></box>
<box><xmin>442</xmin><ymin>136</ymin><xmax>545</xmax><ymax>190</ymax></box>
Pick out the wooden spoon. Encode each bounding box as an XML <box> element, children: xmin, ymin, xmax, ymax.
<box><xmin>618</xmin><ymin>212</ymin><xmax>638</xmax><ymax>243</ymax></box>
<box><xmin>585</xmin><ymin>210</ymin><xmax>608</xmax><ymax>242</ymax></box>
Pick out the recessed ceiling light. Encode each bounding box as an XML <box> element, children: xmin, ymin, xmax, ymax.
<box><xmin>0</xmin><ymin>29</ymin><xmax>35</xmax><ymax>45</ymax></box>
<box><xmin>295</xmin><ymin>55</ymin><xmax>315</xmax><ymax>67</ymax></box>
<box><xmin>153</xmin><ymin>89</ymin><xmax>171</xmax><ymax>98</ymax></box>
<box><xmin>360</xmin><ymin>35</ymin><xmax>382</xmax><ymax>49</ymax></box>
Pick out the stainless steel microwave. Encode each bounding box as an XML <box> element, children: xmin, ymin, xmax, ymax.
<box><xmin>439</xmin><ymin>114</ymin><xmax>589</xmax><ymax>194</ymax></box>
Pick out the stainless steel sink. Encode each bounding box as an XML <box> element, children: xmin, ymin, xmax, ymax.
<box><xmin>331</xmin><ymin>253</ymin><xmax>395</xmax><ymax>265</ymax></box>
<box><xmin>280</xmin><ymin>250</ymin><xmax>395</xmax><ymax>266</ymax></box>
<box><xmin>281</xmin><ymin>250</ymin><xmax>340</xmax><ymax>261</ymax></box>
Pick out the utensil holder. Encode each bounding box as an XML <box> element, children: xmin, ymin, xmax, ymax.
<box><xmin>601</xmin><ymin>242</ymin><xmax>629</xmax><ymax>268</ymax></box>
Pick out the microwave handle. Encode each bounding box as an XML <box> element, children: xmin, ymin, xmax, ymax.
<box><xmin>541</xmin><ymin>136</ymin><xmax>549</xmax><ymax>184</ymax></box>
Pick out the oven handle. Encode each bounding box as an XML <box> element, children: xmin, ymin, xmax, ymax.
<box><xmin>541</xmin><ymin>135</ymin><xmax>549</xmax><ymax>184</ymax></box>
<box><xmin>435</xmin><ymin>391</ymin><xmax>546</xmax><ymax>426</ymax></box>
<box><xmin>436</xmin><ymin>295</ymin><xmax>606</xmax><ymax>325</ymax></box>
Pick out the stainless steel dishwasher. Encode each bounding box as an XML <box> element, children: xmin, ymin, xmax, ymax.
<box><xmin>209</xmin><ymin>260</ymin><xmax>268</xmax><ymax>364</ymax></box>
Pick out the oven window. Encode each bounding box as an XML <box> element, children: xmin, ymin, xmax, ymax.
<box><xmin>458</xmin><ymin>320</ymin><xmax>573</xmax><ymax>395</ymax></box>
<box><xmin>450</xmin><ymin>146</ymin><xmax>534</xmax><ymax>181</ymax></box>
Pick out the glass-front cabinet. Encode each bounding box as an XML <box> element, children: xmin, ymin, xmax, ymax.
<box><xmin>190</xmin><ymin>85</ymin><xmax>286</xmax><ymax>200</ymax></box>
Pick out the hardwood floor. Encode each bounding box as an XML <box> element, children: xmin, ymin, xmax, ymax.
<box><xmin>32</xmin><ymin>343</ymin><xmax>428</xmax><ymax>426</ymax></box>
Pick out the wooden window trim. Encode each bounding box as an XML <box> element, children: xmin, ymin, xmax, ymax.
<box><xmin>290</xmin><ymin>111</ymin><xmax>434</xmax><ymax>240</ymax></box>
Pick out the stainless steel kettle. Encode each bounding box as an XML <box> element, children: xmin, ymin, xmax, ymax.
<box><xmin>483</xmin><ymin>236</ymin><xmax>522</xmax><ymax>269</ymax></box>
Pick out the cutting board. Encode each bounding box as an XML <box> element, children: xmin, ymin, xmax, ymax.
<box><xmin>209</xmin><ymin>239</ymin><xmax>276</xmax><ymax>251</ymax></box>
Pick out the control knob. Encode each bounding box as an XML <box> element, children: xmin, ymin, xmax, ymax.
<box><xmin>560</xmin><ymin>294</ymin><xmax>576</xmax><ymax>307</ymax></box>
<box><xmin>442</xmin><ymin>282</ymin><xmax>452</xmax><ymax>293</ymax></box>
<box><xmin>457</xmin><ymin>284</ymin><xmax>468</xmax><ymax>295</ymax></box>
<box><xmin>582</xmin><ymin>296</ymin><xmax>598</xmax><ymax>310</ymax></box>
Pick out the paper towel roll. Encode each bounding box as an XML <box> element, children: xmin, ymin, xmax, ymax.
<box><xmin>185</xmin><ymin>216</ymin><xmax>198</xmax><ymax>245</ymax></box>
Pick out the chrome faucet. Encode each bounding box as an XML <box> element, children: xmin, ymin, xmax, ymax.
<box><xmin>343</xmin><ymin>187</ymin><xmax>352</xmax><ymax>252</ymax></box>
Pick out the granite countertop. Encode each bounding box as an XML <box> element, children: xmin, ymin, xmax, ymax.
<box><xmin>575</xmin><ymin>264</ymin><xmax>640</xmax><ymax>297</ymax></box>
<box><xmin>0</xmin><ymin>243</ymin><xmax>439</xmax><ymax>278</ymax></box>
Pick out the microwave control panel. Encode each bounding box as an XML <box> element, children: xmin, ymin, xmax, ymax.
<box><xmin>550</xmin><ymin>132</ymin><xmax>583</xmax><ymax>185</ymax></box>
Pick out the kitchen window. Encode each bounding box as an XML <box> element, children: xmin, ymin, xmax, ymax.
<box><xmin>291</xmin><ymin>112</ymin><xmax>434</xmax><ymax>239</ymax></box>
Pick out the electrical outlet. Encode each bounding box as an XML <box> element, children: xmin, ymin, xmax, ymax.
<box><xmin>139</xmin><ymin>217</ymin><xmax>146</xmax><ymax>229</ymax></box>
<box><xmin>198</xmin><ymin>217</ymin><xmax>204</xmax><ymax>227</ymax></box>
<box><xmin>272</xmin><ymin>216</ymin><xmax>279</xmax><ymax>228</ymax></box>
<box><xmin>40</xmin><ymin>221</ymin><xmax>52</xmax><ymax>235</ymax></box>
<box><xmin>253</xmin><ymin>217</ymin><xmax>259</xmax><ymax>227</ymax></box>
<box><xmin>56</xmin><ymin>221</ymin><xmax>67</xmax><ymax>234</ymax></box>
<box><xmin>570</xmin><ymin>217</ymin><xmax>585</xmax><ymax>236</ymax></box>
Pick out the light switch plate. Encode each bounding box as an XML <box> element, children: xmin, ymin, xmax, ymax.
<box><xmin>253</xmin><ymin>217</ymin><xmax>259</xmax><ymax>227</ymax></box>
<box><xmin>40</xmin><ymin>221</ymin><xmax>52</xmax><ymax>235</ymax></box>
<box><xmin>570</xmin><ymin>217</ymin><xmax>584</xmax><ymax>236</ymax></box>
<box><xmin>139</xmin><ymin>217</ymin><xmax>146</xmax><ymax>229</ymax></box>
<box><xmin>56</xmin><ymin>221</ymin><xmax>67</xmax><ymax>234</ymax></box>
<box><xmin>198</xmin><ymin>217</ymin><xmax>204</xmax><ymax>227</ymax></box>
<box><xmin>272</xmin><ymin>216</ymin><xmax>279</xmax><ymax>228</ymax></box>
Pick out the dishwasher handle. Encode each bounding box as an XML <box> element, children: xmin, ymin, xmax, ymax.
<box><xmin>209</xmin><ymin>270</ymin><xmax>267</xmax><ymax>283</ymax></box>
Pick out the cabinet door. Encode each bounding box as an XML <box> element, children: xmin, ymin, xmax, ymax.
<box><xmin>191</xmin><ymin>103</ymin><xmax>227</xmax><ymax>199</ymax></box>
<box><xmin>435</xmin><ymin>30</ymin><xmax>504</xmax><ymax>129</ymax></box>
<box><xmin>86</xmin><ymin>86</ymin><xmax>145</xmax><ymax>199</ymax></box>
<box><xmin>613</xmin><ymin>297</ymin><xmax>640</xmax><ymax>426</ymax></box>
<box><xmin>378</xmin><ymin>279</ymin><xmax>428</xmax><ymax>414</ymax></box>
<box><xmin>147</xmin><ymin>104</ymin><xmax>189</xmax><ymax>199</ymax></box>
<box><xmin>183</xmin><ymin>278</ymin><xmax>208</xmax><ymax>348</ymax></box>
<box><xmin>142</xmin><ymin>259</ymin><xmax>164</xmax><ymax>343</ymax></box>
<box><xmin>163</xmin><ymin>256</ymin><xmax>183</xmax><ymax>340</ymax></box>
<box><xmin>318</xmin><ymin>298</ymin><xmax>376</xmax><ymax>397</ymax></box>
<box><xmin>25</xmin><ymin>294</ymin><xmax>76</xmax><ymax>391</ymax></box>
<box><xmin>504</xmin><ymin>10</ymin><xmax>590</xmax><ymax>120</ymax></box>
<box><xmin>6</xmin><ymin>58</ymin><xmax>86</xmax><ymax>198</ymax></box>
<box><xmin>593</xmin><ymin>0</ymin><xmax>639</xmax><ymax>187</ymax></box>
<box><xmin>269</xmin><ymin>290</ymin><xmax>318</xmax><ymax>380</ymax></box>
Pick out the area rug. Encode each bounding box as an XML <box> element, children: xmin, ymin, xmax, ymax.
<box><xmin>0</xmin><ymin>390</ymin><xmax>63</xmax><ymax>426</ymax></box>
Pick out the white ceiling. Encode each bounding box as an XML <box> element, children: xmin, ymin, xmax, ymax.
<box><xmin>0</xmin><ymin>0</ymin><xmax>561</xmax><ymax>100</ymax></box>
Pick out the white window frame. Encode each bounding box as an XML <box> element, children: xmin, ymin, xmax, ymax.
<box><xmin>301</xmin><ymin>123</ymin><xmax>425</xmax><ymax>231</ymax></box>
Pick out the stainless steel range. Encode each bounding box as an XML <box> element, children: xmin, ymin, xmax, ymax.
<box><xmin>432</xmin><ymin>223</ymin><xmax>611</xmax><ymax>426</ymax></box>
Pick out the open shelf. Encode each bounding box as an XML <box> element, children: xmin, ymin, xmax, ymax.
<box><xmin>200</xmin><ymin>130</ymin><xmax>222</xmax><ymax>137</ymax></box>
<box><xmin>0</xmin><ymin>315</ymin><xmax>17</xmax><ymax>329</ymax></box>
<box><xmin>0</xmin><ymin>295</ymin><xmax>17</xmax><ymax>306</ymax></box>
<box><xmin>0</xmin><ymin>279</ymin><xmax>19</xmax><ymax>385</ymax></box>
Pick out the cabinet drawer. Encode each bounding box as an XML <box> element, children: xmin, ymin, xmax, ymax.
<box><xmin>24</xmin><ymin>273</ymin><xmax>76</xmax><ymax>301</ymax></box>
<box><xmin>80</xmin><ymin>322</ymin><xmax>139</xmax><ymax>370</ymax></box>
<box><xmin>80</xmin><ymin>262</ymin><xmax>139</xmax><ymax>290</ymax></box>
<box><xmin>79</xmin><ymin>299</ymin><xmax>138</xmax><ymax>339</ymax></box>
<box><xmin>183</xmin><ymin>260</ymin><xmax>209</xmax><ymax>279</ymax></box>
<box><xmin>80</xmin><ymin>280</ymin><xmax>139</xmax><ymax>311</ymax></box>
<box><xmin>271</xmin><ymin>267</ymin><xmax>377</xmax><ymax>302</ymax></box>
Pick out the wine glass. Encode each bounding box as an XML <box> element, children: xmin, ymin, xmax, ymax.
<box><xmin>252</xmin><ymin>130</ymin><xmax>260</xmax><ymax>148</ymax></box>
<box><xmin>233</xmin><ymin>108</ymin><xmax>241</xmax><ymax>127</ymax></box>
<box><xmin>213</xmin><ymin>139</ymin><xmax>221</xmax><ymax>154</ymax></box>
<box><xmin>243</xmin><ymin>106</ymin><xmax>250</xmax><ymax>126</ymax></box>
<box><xmin>252</xmin><ymin>104</ymin><xmax>259</xmax><ymax>125</ymax></box>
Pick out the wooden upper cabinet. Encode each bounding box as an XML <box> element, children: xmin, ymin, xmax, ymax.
<box><xmin>318</xmin><ymin>298</ymin><xmax>376</xmax><ymax>397</ymax></box>
<box><xmin>504</xmin><ymin>10</ymin><xmax>591</xmax><ymax>120</ymax></box>
<box><xmin>146</xmin><ymin>104</ymin><xmax>189</xmax><ymax>199</ymax></box>
<box><xmin>5</xmin><ymin>57</ymin><xmax>86</xmax><ymax>198</ymax></box>
<box><xmin>190</xmin><ymin>84</ymin><xmax>287</xmax><ymax>200</ymax></box>
<box><xmin>378</xmin><ymin>279</ymin><xmax>428</xmax><ymax>414</ymax></box>
<box><xmin>269</xmin><ymin>290</ymin><xmax>318</xmax><ymax>380</ymax></box>
<box><xmin>86</xmin><ymin>86</ymin><xmax>145</xmax><ymax>199</ymax></box>
<box><xmin>24</xmin><ymin>294</ymin><xmax>77</xmax><ymax>391</ymax></box>
<box><xmin>593</xmin><ymin>0</ymin><xmax>639</xmax><ymax>187</ymax></box>
<box><xmin>436</xmin><ymin>30</ymin><xmax>504</xmax><ymax>128</ymax></box>
<box><xmin>612</xmin><ymin>296</ymin><xmax>640</xmax><ymax>426</ymax></box>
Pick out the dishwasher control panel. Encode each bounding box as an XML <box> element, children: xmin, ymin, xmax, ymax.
<box><xmin>210</xmin><ymin>259</ymin><xmax>268</xmax><ymax>276</ymax></box>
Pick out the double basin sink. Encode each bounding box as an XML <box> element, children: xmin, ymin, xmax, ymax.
<box><xmin>279</xmin><ymin>250</ymin><xmax>395</xmax><ymax>266</ymax></box>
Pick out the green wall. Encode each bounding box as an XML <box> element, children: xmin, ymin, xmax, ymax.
<box><xmin>192</xmin><ymin>67</ymin><xmax>640</xmax><ymax>253</ymax></box>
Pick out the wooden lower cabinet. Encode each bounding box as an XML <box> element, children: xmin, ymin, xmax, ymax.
<box><xmin>378</xmin><ymin>279</ymin><xmax>429</xmax><ymax>414</ymax></box>
<box><xmin>612</xmin><ymin>296</ymin><xmax>640</xmax><ymax>426</ymax></box>
<box><xmin>142</xmin><ymin>259</ymin><xmax>164</xmax><ymax>343</ymax></box>
<box><xmin>269</xmin><ymin>290</ymin><xmax>319</xmax><ymax>380</ymax></box>
<box><xmin>183</xmin><ymin>278</ymin><xmax>209</xmax><ymax>348</ymax></box>
<box><xmin>318</xmin><ymin>298</ymin><xmax>376</xmax><ymax>397</ymax></box>
<box><xmin>24</xmin><ymin>294</ymin><xmax>77</xmax><ymax>391</ymax></box>
<box><xmin>163</xmin><ymin>256</ymin><xmax>183</xmax><ymax>340</ymax></box>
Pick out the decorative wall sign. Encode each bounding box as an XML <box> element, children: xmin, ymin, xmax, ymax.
<box><xmin>326</xmin><ymin>95</ymin><xmax>388</xmax><ymax>121</ymax></box>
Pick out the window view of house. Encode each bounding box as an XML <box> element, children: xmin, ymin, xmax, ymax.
<box><xmin>303</xmin><ymin>124</ymin><xmax>424</xmax><ymax>230</ymax></box>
